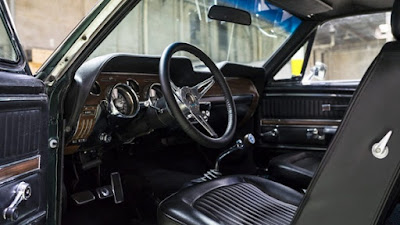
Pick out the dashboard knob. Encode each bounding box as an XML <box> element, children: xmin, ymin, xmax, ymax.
<box><xmin>99</xmin><ymin>133</ymin><xmax>112</xmax><ymax>143</ymax></box>
<box><xmin>244</xmin><ymin>133</ymin><xmax>255</xmax><ymax>146</ymax></box>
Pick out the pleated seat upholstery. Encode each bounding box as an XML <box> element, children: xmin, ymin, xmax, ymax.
<box><xmin>158</xmin><ymin>175</ymin><xmax>303</xmax><ymax>225</ymax></box>
<box><xmin>194</xmin><ymin>183</ymin><xmax>297</xmax><ymax>225</ymax></box>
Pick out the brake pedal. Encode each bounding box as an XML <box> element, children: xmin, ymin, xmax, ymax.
<box><xmin>111</xmin><ymin>172</ymin><xmax>124</xmax><ymax>204</ymax></box>
<box><xmin>71</xmin><ymin>191</ymin><xmax>95</xmax><ymax>205</ymax></box>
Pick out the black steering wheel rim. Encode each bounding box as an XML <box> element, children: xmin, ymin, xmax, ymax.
<box><xmin>159</xmin><ymin>42</ymin><xmax>237</xmax><ymax>149</ymax></box>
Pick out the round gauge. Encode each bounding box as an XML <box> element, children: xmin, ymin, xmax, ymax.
<box><xmin>108</xmin><ymin>84</ymin><xmax>140</xmax><ymax>118</ymax></box>
<box><xmin>127</xmin><ymin>79</ymin><xmax>140</xmax><ymax>93</ymax></box>
<box><xmin>147</xmin><ymin>83</ymin><xmax>163</xmax><ymax>106</ymax></box>
<box><xmin>90</xmin><ymin>81</ymin><xmax>101</xmax><ymax>96</ymax></box>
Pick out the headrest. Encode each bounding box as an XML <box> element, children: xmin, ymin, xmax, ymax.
<box><xmin>392</xmin><ymin>0</ymin><xmax>400</xmax><ymax>40</ymax></box>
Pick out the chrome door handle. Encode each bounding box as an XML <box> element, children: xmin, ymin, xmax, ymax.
<box><xmin>321</xmin><ymin>104</ymin><xmax>348</xmax><ymax>112</ymax></box>
<box><xmin>3</xmin><ymin>182</ymin><xmax>31</xmax><ymax>221</ymax></box>
<box><xmin>261</xmin><ymin>128</ymin><xmax>279</xmax><ymax>138</ymax></box>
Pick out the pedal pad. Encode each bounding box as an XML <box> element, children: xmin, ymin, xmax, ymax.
<box><xmin>95</xmin><ymin>185</ymin><xmax>113</xmax><ymax>199</ymax></box>
<box><xmin>110</xmin><ymin>172</ymin><xmax>124</xmax><ymax>204</ymax></box>
<box><xmin>71</xmin><ymin>191</ymin><xmax>95</xmax><ymax>205</ymax></box>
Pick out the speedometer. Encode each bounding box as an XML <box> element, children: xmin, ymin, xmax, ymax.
<box><xmin>111</xmin><ymin>88</ymin><xmax>129</xmax><ymax>114</ymax></box>
<box><xmin>108</xmin><ymin>84</ymin><xmax>140</xmax><ymax>118</ymax></box>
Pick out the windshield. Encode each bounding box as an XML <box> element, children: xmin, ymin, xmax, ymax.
<box><xmin>89</xmin><ymin>0</ymin><xmax>301</xmax><ymax>66</ymax></box>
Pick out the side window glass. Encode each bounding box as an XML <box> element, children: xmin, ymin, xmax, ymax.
<box><xmin>303</xmin><ymin>12</ymin><xmax>393</xmax><ymax>83</ymax></box>
<box><xmin>274</xmin><ymin>42</ymin><xmax>307</xmax><ymax>80</ymax></box>
<box><xmin>0</xmin><ymin>16</ymin><xmax>17</xmax><ymax>62</ymax></box>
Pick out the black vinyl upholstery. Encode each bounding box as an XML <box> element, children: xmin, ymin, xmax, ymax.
<box><xmin>292</xmin><ymin>44</ymin><xmax>400</xmax><ymax>225</ymax></box>
<box><xmin>392</xmin><ymin>0</ymin><xmax>400</xmax><ymax>40</ymax></box>
<box><xmin>158</xmin><ymin>175</ymin><xmax>303</xmax><ymax>225</ymax></box>
<box><xmin>269</xmin><ymin>152</ymin><xmax>323</xmax><ymax>190</ymax></box>
<box><xmin>292</xmin><ymin>3</ymin><xmax>400</xmax><ymax>224</ymax></box>
<box><xmin>158</xmin><ymin>1</ymin><xmax>400</xmax><ymax>224</ymax></box>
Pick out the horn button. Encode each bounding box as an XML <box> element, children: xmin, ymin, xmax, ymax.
<box><xmin>180</xmin><ymin>87</ymin><xmax>200</xmax><ymax>111</ymax></box>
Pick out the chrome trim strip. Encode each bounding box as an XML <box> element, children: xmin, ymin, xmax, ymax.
<box><xmin>76</xmin><ymin>119</ymin><xmax>86</xmax><ymax>139</ymax></box>
<box><xmin>260</xmin><ymin>119</ymin><xmax>342</xmax><ymax>127</ymax></box>
<box><xmin>260</xmin><ymin>144</ymin><xmax>327</xmax><ymax>151</ymax></box>
<box><xmin>262</xmin><ymin>124</ymin><xmax>339</xmax><ymax>129</ymax></box>
<box><xmin>0</xmin><ymin>96</ymin><xmax>47</xmax><ymax>102</ymax></box>
<box><xmin>264</xmin><ymin>93</ymin><xmax>353</xmax><ymax>98</ymax></box>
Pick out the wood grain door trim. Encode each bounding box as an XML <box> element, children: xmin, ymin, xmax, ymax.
<box><xmin>0</xmin><ymin>156</ymin><xmax>40</xmax><ymax>183</ymax></box>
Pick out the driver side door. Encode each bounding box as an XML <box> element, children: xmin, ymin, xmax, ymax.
<box><xmin>0</xmin><ymin>1</ymin><xmax>49</xmax><ymax>224</ymax></box>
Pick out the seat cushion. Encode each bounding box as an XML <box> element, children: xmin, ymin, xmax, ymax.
<box><xmin>269</xmin><ymin>152</ymin><xmax>323</xmax><ymax>189</ymax></box>
<box><xmin>158</xmin><ymin>175</ymin><xmax>303</xmax><ymax>225</ymax></box>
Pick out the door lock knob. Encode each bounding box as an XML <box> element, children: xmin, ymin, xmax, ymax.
<box><xmin>3</xmin><ymin>182</ymin><xmax>31</xmax><ymax>221</ymax></box>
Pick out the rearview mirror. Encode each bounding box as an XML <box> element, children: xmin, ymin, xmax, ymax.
<box><xmin>208</xmin><ymin>5</ymin><xmax>251</xmax><ymax>26</ymax></box>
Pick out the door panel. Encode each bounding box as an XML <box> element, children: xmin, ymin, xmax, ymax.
<box><xmin>257</xmin><ymin>83</ymin><xmax>356</xmax><ymax>152</ymax></box>
<box><xmin>261</xmin><ymin>93</ymin><xmax>351</xmax><ymax>120</ymax></box>
<box><xmin>0</xmin><ymin>1</ymin><xmax>49</xmax><ymax>224</ymax></box>
<box><xmin>0</xmin><ymin>72</ymin><xmax>48</xmax><ymax>224</ymax></box>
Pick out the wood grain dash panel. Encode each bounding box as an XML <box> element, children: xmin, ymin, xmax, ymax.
<box><xmin>0</xmin><ymin>156</ymin><xmax>40</xmax><ymax>182</ymax></box>
<box><xmin>68</xmin><ymin>72</ymin><xmax>259</xmax><ymax>153</ymax></box>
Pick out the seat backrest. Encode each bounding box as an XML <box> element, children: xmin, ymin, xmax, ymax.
<box><xmin>292</xmin><ymin>1</ymin><xmax>400</xmax><ymax>224</ymax></box>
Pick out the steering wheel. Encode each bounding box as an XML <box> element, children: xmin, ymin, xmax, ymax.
<box><xmin>159</xmin><ymin>42</ymin><xmax>237</xmax><ymax>149</ymax></box>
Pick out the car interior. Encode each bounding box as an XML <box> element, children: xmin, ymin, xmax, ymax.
<box><xmin>53</xmin><ymin>0</ymin><xmax>400</xmax><ymax>224</ymax></box>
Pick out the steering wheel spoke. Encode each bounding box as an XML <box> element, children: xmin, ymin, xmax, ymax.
<box><xmin>159</xmin><ymin>42</ymin><xmax>236</xmax><ymax>148</ymax></box>
<box><xmin>193</xmin><ymin>77</ymin><xmax>215</xmax><ymax>99</ymax></box>
<box><xmin>190</xmin><ymin>111</ymin><xmax>218</xmax><ymax>138</ymax></box>
<box><xmin>170</xmin><ymin>81</ymin><xmax>179</xmax><ymax>92</ymax></box>
<box><xmin>170</xmin><ymin>81</ymin><xmax>184</xmax><ymax>103</ymax></box>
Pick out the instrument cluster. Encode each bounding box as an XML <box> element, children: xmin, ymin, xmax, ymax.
<box><xmin>66</xmin><ymin>71</ymin><xmax>258</xmax><ymax>155</ymax></box>
<box><xmin>100</xmin><ymin>77</ymin><xmax>164</xmax><ymax>118</ymax></box>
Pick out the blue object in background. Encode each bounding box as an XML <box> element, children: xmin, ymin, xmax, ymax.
<box><xmin>219</xmin><ymin>0</ymin><xmax>301</xmax><ymax>33</ymax></box>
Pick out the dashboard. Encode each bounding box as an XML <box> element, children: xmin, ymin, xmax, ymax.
<box><xmin>64</xmin><ymin>54</ymin><xmax>263</xmax><ymax>154</ymax></box>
